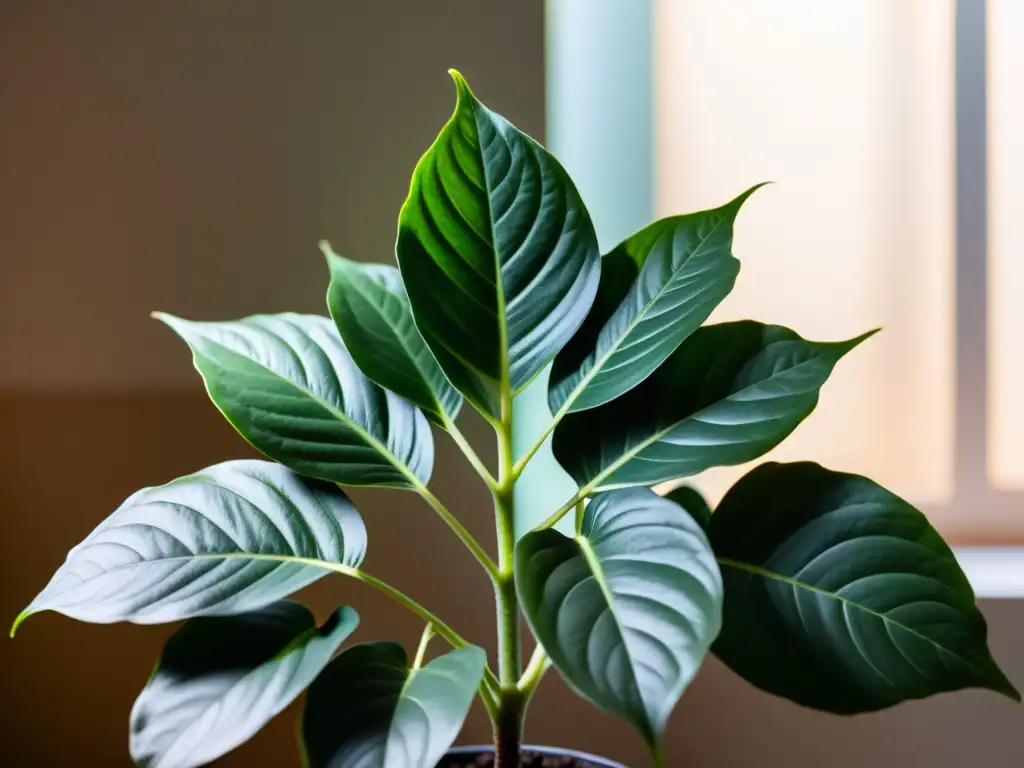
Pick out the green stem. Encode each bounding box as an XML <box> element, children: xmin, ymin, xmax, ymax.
<box><xmin>417</xmin><ymin>485</ymin><xmax>499</xmax><ymax>581</ymax></box>
<box><xmin>493</xmin><ymin>388</ymin><xmax>523</xmax><ymax>767</ymax></box>
<box><xmin>532</xmin><ymin>487</ymin><xmax>588</xmax><ymax>532</ymax></box>
<box><xmin>517</xmin><ymin>645</ymin><xmax>550</xmax><ymax>697</ymax></box>
<box><xmin>494</xmin><ymin>494</ymin><xmax>519</xmax><ymax>686</ymax></box>
<box><xmin>446</xmin><ymin>419</ymin><xmax>499</xmax><ymax>492</ymax></box>
<box><xmin>340</xmin><ymin>565</ymin><xmax>501</xmax><ymax>696</ymax></box>
<box><xmin>509</xmin><ymin>396</ymin><xmax>574</xmax><ymax>479</ymax></box>
<box><xmin>412</xmin><ymin>623</ymin><xmax>435</xmax><ymax>669</ymax></box>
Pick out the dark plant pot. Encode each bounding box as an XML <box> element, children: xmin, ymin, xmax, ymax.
<box><xmin>440</xmin><ymin>744</ymin><xmax>628</xmax><ymax>768</ymax></box>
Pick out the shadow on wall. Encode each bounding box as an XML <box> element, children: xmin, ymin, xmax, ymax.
<box><xmin>1</xmin><ymin>2</ymin><xmax>1022</xmax><ymax>767</ymax></box>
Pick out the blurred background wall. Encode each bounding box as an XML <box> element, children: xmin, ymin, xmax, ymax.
<box><xmin>1</xmin><ymin>2</ymin><xmax>1021</xmax><ymax>766</ymax></box>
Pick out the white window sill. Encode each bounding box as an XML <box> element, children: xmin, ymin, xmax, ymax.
<box><xmin>955</xmin><ymin>548</ymin><xmax>1024</xmax><ymax>597</ymax></box>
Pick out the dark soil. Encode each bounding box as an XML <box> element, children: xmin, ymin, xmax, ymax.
<box><xmin>437</xmin><ymin>750</ymin><xmax>611</xmax><ymax>767</ymax></box>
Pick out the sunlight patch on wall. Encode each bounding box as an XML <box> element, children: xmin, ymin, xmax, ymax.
<box><xmin>654</xmin><ymin>0</ymin><xmax>955</xmax><ymax>506</ymax></box>
<box><xmin>988</xmin><ymin>0</ymin><xmax>1024</xmax><ymax>491</ymax></box>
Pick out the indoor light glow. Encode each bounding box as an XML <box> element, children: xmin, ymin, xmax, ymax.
<box><xmin>988</xmin><ymin>0</ymin><xmax>1024</xmax><ymax>491</ymax></box>
<box><xmin>654</xmin><ymin>0</ymin><xmax>956</xmax><ymax>506</ymax></box>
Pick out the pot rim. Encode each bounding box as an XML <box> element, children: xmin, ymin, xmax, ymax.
<box><xmin>443</xmin><ymin>744</ymin><xmax>627</xmax><ymax>767</ymax></box>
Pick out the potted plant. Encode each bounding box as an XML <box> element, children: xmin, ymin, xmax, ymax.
<box><xmin>12</xmin><ymin>71</ymin><xmax>1018</xmax><ymax>768</ymax></box>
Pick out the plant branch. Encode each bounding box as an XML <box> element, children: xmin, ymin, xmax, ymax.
<box><xmin>413</xmin><ymin>622</ymin><xmax>435</xmax><ymax>669</ymax></box>
<box><xmin>532</xmin><ymin>487</ymin><xmax>588</xmax><ymax>532</ymax></box>
<box><xmin>416</xmin><ymin>485</ymin><xmax>499</xmax><ymax>581</ymax></box>
<box><xmin>517</xmin><ymin>645</ymin><xmax>550</xmax><ymax>696</ymax></box>
<box><xmin>445</xmin><ymin>418</ymin><xmax>499</xmax><ymax>492</ymax></box>
<box><xmin>509</xmin><ymin>397</ymin><xmax>572</xmax><ymax>480</ymax></box>
<box><xmin>337</xmin><ymin>564</ymin><xmax>501</xmax><ymax>695</ymax></box>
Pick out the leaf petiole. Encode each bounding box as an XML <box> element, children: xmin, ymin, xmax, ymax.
<box><xmin>445</xmin><ymin>418</ymin><xmax>499</xmax><ymax>492</ymax></box>
<box><xmin>414</xmin><ymin>485</ymin><xmax>499</xmax><ymax>582</ymax></box>
<box><xmin>516</xmin><ymin>646</ymin><xmax>550</xmax><ymax>696</ymax></box>
<box><xmin>413</xmin><ymin>623</ymin><xmax>435</xmax><ymax>669</ymax></box>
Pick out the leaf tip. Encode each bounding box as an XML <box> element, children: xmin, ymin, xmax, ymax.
<box><xmin>991</xmin><ymin>668</ymin><xmax>1022</xmax><ymax>704</ymax></box>
<box><xmin>730</xmin><ymin>181</ymin><xmax>772</xmax><ymax>211</ymax></box>
<box><xmin>447</xmin><ymin>68</ymin><xmax>474</xmax><ymax>102</ymax></box>
<box><xmin>319</xmin><ymin>240</ymin><xmax>343</xmax><ymax>270</ymax></box>
<box><xmin>845</xmin><ymin>327</ymin><xmax>882</xmax><ymax>352</ymax></box>
<box><xmin>151</xmin><ymin>311</ymin><xmax>184</xmax><ymax>329</ymax></box>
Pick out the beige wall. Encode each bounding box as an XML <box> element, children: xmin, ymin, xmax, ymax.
<box><xmin>1</xmin><ymin>3</ymin><xmax>1021</xmax><ymax>766</ymax></box>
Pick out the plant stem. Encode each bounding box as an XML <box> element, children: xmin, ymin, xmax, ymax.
<box><xmin>412</xmin><ymin>623</ymin><xmax>435</xmax><ymax>669</ymax></box>
<box><xmin>493</xmin><ymin>389</ymin><xmax>522</xmax><ymax>767</ymax></box>
<box><xmin>517</xmin><ymin>645</ymin><xmax>550</xmax><ymax>696</ymax></box>
<box><xmin>494</xmin><ymin>485</ymin><xmax>519</xmax><ymax>689</ymax></box>
<box><xmin>417</xmin><ymin>485</ymin><xmax>499</xmax><ymax>581</ymax></box>
<box><xmin>494</xmin><ymin>688</ymin><xmax>525</xmax><ymax>768</ymax></box>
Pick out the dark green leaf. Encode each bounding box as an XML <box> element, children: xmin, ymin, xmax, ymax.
<box><xmin>12</xmin><ymin>460</ymin><xmax>366</xmax><ymax>630</ymax></box>
<box><xmin>550</xmin><ymin>188</ymin><xmax>760</xmax><ymax>414</ymax></box>
<box><xmin>516</xmin><ymin>488</ymin><xmax>722</xmax><ymax>749</ymax></box>
<box><xmin>325</xmin><ymin>247</ymin><xmax>461</xmax><ymax>427</ymax></box>
<box><xmin>663</xmin><ymin>485</ymin><xmax>712</xmax><ymax>530</ymax></box>
<box><xmin>709</xmin><ymin>462</ymin><xmax>1020</xmax><ymax>713</ymax></box>
<box><xmin>130</xmin><ymin>602</ymin><xmax>358</xmax><ymax>768</ymax></box>
<box><xmin>553</xmin><ymin>321</ymin><xmax>875</xmax><ymax>491</ymax></box>
<box><xmin>302</xmin><ymin>642</ymin><xmax>486</xmax><ymax>768</ymax></box>
<box><xmin>156</xmin><ymin>312</ymin><xmax>433</xmax><ymax>489</ymax></box>
<box><xmin>396</xmin><ymin>70</ymin><xmax>601</xmax><ymax>420</ymax></box>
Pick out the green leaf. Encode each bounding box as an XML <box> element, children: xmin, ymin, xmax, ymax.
<box><xmin>325</xmin><ymin>247</ymin><xmax>461</xmax><ymax>427</ymax></box>
<box><xmin>516</xmin><ymin>488</ymin><xmax>722</xmax><ymax>750</ymax></box>
<box><xmin>550</xmin><ymin>188</ymin><xmax>760</xmax><ymax>414</ymax></box>
<box><xmin>130</xmin><ymin>602</ymin><xmax>358</xmax><ymax>768</ymax></box>
<box><xmin>156</xmin><ymin>312</ymin><xmax>433</xmax><ymax>489</ymax></box>
<box><xmin>12</xmin><ymin>460</ymin><xmax>366</xmax><ymax>630</ymax></box>
<box><xmin>396</xmin><ymin>70</ymin><xmax>601</xmax><ymax>420</ymax></box>
<box><xmin>663</xmin><ymin>485</ymin><xmax>712</xmax><ymax>530</ymax></box>
<box><xmin>301</xmin><ymin>642</ymin><xmax>486</xmax><ymax>768</ymax></box>
<box><xmin>552</xmin><ymin>321</ymin><xmax>875</xmax><ymax>492</ymax></box>
<box><xmin>709</xmin><ymin>462</ymin><xmax>1020</xmax><ymax>713</ymax></box>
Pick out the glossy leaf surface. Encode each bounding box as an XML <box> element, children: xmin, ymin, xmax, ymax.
<box><xmin>302</xmin><ymin>642</ymin><xmax>486</xmax><ymax>768</ymax></box>
<box><xmin>550</xmin><ymin>189</ymin><xmax>759</xmax><ymax>414</ymax></box>
<box><xmin>553</xmin><ymin>321</ymin><xmax>874</xmax><ymax>491</ymax></box>
<box><xmin>709</xmin><ymin>462</ymin><xmax>1020</xmax><ymax>713</ymax></box>
<box><xmin>396</xmin><ymin>71</ymin><xmax>600</xmax><ymax>418</ymax></box>
<box><xmin>517</xmin><ymin>488</ymin><xmax>722</xmax><ymax>749</ymax></box>
<box><xmin>157</xmin><ymin>312</ymin><xmax>433</xmax><ymax>488</ymax></box>
<box><xmin>130</xmin><ymin>602</ymin><xmax>358</xmax><ymax>768</ymax></box>
<box><xmin>14</xmin><ymin>460</ymin><xmax>366</xmax><ymax>629</ymax></box>
<box><xmin>325</xmin><ymin>248</ymin><xmax>461</xmax><ymax>426</ymax></box>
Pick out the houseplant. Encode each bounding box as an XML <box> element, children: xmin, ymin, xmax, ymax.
<box><xmin>12</xmin><ymin>70</ymin><xmax>1019</xmax><ymax>767</ymax></box>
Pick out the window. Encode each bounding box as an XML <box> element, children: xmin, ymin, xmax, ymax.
<box><xmin>531</xmin><ymin>0</ymin><xmax>1021</xmax><ymax>548</ymax></box>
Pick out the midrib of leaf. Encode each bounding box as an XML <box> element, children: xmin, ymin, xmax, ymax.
<box><xmin>194</xmin><ymin>343</ymin><xmax>426</xmax><ymax>492</ymax></box>
<box><xmin>11</xmin><ymin>552</ymin><xmax>354</xmax><ymax>636</ymax></box>
<box><xmin>715</xmin><ymin>557</ymin><xmax>992</xmax><ymax>677</ymax></box>
<box><xmin>582</xmin><ymin>347</ymin><xmax>832</xmax><ymax>493</ymax></box>
<box><xmin>554</xmin><ymin>213</ymin><xmax>733</xmax><ymax>417</ymax></box>
<box><xmin>574</xmin><ymin>535</ymin><xmax>654</xmax><ymax>740</ymax></box>
<box><xmin>471</xmin><ymin>106</ymin><xmax>511</xmax><ymax>403</ymax></box>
